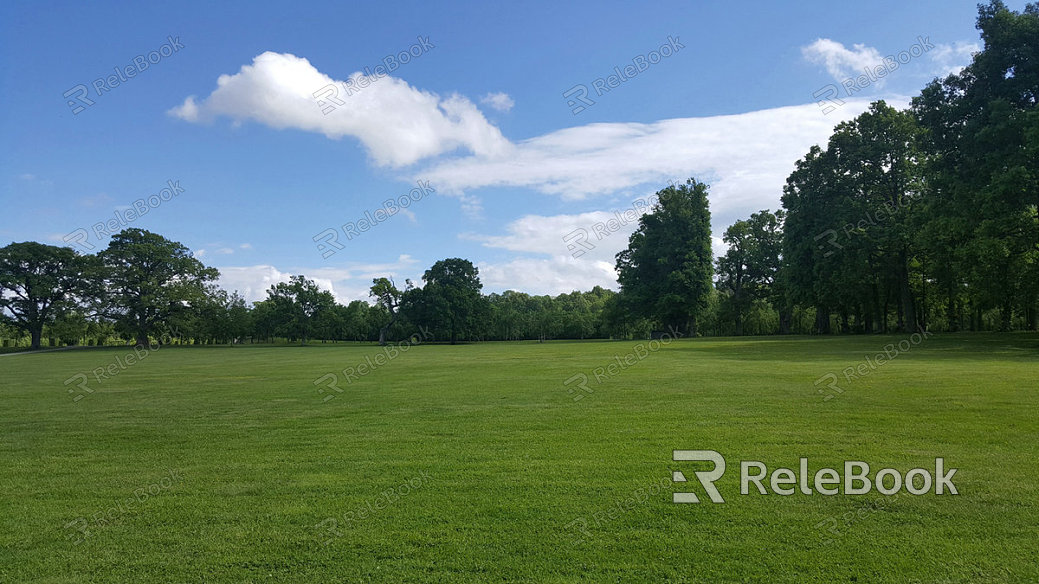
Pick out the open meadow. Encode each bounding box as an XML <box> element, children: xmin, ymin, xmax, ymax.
<box><xmin>2</xmin><ymin>334</ymin><xmax>1037</xmax><ymax>583</ymax></box>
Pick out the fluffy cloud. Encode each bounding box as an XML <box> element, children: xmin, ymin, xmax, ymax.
<box><xmin>169</xmin><ymin>52</ymin><xmax>510</xmax><ymax>167</ymax></box>
<box><xmin>802</xmin><ymin>38</ymin><xmax>884</xmax><ymax>81</ymax></box>
<box><xmin>168</xmin><ymin>50</ymin><xmax>888</xmax><ymax>228</ymax></box>
<box><xmin>480</xmin><ymin>92</ymin><xmax>514</xmax><ymax>112</ymax></box>
<box><xmin>215</xmin><ymin>254</ymin><xmax>419</xmax><ymax>304</ymax></box>
<box><xmin>466</xmin><ymin>198</ymin><xmax>729</xmax><ymax>296</ymax></box>
<box><xmin>477</xmin><ymin>257</ymin><xmax>618</xmax><ymax>296</ymax></box>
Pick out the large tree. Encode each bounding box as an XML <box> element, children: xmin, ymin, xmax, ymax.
<box><xmin>370</xmin><ymin>277</ymin><xmax>408</xmax><ymax>345</ymax></box>
<box><xmin>615</xmin><ymin>178</ymin><xmax>713</xmax><ymax>336</ymax></box>
<box><xmin>403</xmin><ymin>258</ymin><xmax>485</xmax><ymax>344</ymax></box>
<box><xmin>781</xmin><ymin>102</ymin><xmax>924</xmax><ymax>334</ymax></box>
<box><xmin>100</xmin><ymin>229</ymin><xmax>218</xmax><ymax>347</ymax></box>
<box><xmin>0</xmin><ymin>242</ymin><xmax>96</xmax><ymax>349</ymax></box>
<box><xmin>913</xmin><ymin>0</ymin><xmax>1039</xmax><ymax>330</ymax></box>
<box><xmin>716</xmin><ymin>210</ymin><xmax>784</xmax><ymax>335</ymax></box>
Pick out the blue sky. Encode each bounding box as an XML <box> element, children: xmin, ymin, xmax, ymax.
<box><xmin>0</xmin><ymin>0</ymin><xmax>1003</xmax><ymax>303</ymax></box>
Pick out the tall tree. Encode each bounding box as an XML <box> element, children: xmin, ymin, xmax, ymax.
<box><xmin>832</xmin><ymin>101</ymin><xmax>924</xmax><ymax>332</ymax></box>
<box><xmin>0</xmin><ymin>242</ymin><xmax>96</xmax><ymax>349</ymax></box>
<box><xmin>100</xmin><ymin>229</ymin><xmax>218</xmax><ymax>347</ymax></box>
<box><xmin>404</xmin><ymin>258</ymin><xmax>485</xmax><ymax>344</ymax></box>
<box><xmin>782</xmin><ymin>102</ymin><xmax>924</xmax><ymax>334</ymax></box>
<box><xmin>913</xmin><ymin>0</ymin><xmax>1039</xmax><ymax>330</ymax></box>
<box><xmin>370</xmin><ymin>277</ymin><xmax>408</xmax><ymax>345</ymax></box>
<box><xmin>615</xmin><ymin>178</ymin><xmax>713</xmax><ymax>336</ymax></box>
<box><xmin>716</xmin><ymin>210</ymin><xmax>784</xmax><ymax>335</ymax></box>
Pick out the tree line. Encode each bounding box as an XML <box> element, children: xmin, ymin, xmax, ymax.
<box><xmin>0</xmin><ymin>229</ymin><xmax>639</xmax><ymax>348</ymax></box>
<box><xmin>653</xmin><ymin>2</ymin><xmax>1037</xmax><ymax>336</ymax></box>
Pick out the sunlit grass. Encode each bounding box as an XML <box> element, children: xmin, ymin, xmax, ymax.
<box><xmin>1</xmin><ymin>333</ymin><xmax>1037</xmax><ymax>582</ymax></box>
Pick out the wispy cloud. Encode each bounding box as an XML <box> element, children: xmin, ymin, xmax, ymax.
<box><xmin>215</xmin><ymin>254</ymin><xmax>419</xmax><ymax>304</ymax></box>
<box><xmin>480</xmin><ymin>92</ymin><xmax>514</xmax><ymax>112</ymax></box>
<box><xmin>928</xmin><ymin>41</ymin><xmax>980</xmax><ymax>77</ymax></box>
<box><xmin>415</xmin><ymin>99</ymin><xmax>883</xmax><ymax>227</ymax></box>
<box><xmin>802</xmin><ymin>39</ymin><xmax>884</xmax><ymax>82</ymax></box>
<box><xmin>79</xmin><ymin>193</ymin><xmax>114</xmax><ymax>208</ymax></box>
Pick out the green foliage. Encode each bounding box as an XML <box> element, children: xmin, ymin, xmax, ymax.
<box><xmin>265</xmin><ymin>275</ymin><xmax>337</xmax><ymax>344</ymax></box>
<box><xmin>99</xmin><ymin>228</ymin><xmax>219</xmax><ymax>346</ymax></box>
<box><xmin>403</xmin><ymin>258</ymin><xmax>485</xmax><ymax>344</ymax></box>
<box><xmin>0</xmin><ymin>241</ymin><xmax>96</xmax><ymax>349</ymax></box>
<box><xmin>716</xmin><ymin>210</ymin><xmax>784</xmax><ymax>335</ymax></box>
<box><xmin>616</xmin><ymin>178</ymin><xmax>713</xmax><ymax>335</ymax></box>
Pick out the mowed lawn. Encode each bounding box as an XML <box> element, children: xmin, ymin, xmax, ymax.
<box><xmin>1</xmin><ymin>334</ymin><xmax>1037</xmax><ymax>583</ymax></box>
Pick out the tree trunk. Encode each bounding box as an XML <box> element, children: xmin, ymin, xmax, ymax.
<box><xmin>898</xmin><ymin>251</ymin><xmax>917</xmax><ymax>334</ymax></box>
<box><xmin>947</xmin><ymin>283</ymin><xmax>959</xmax><ymax>332</ymax></box>
<box><xmin>814</xmin><ymin>305</ymin><xmax>830</xmax><ymax>334</ymax></box>
<box><xmin>1000</xmin><ymin>299</ymin><xmax>1013</xmax><ymax>332</ymax></box>
<box><xmin>136</xmin><ymin>332</ymin><xmax>149</xmax><ymax>348</ymax></box>
<box><xmin>778</xmin><ymin>306</ymin><xmax>791</xmax><ymax>335</ymax></box>
<box><xmin>30</xmin><ymin>327</ymin><xmax>42</xmax><ymax>350</ymax></box>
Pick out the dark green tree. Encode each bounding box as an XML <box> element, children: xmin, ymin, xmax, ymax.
<box><xmin>0</xmin><ymin>242</ymin><xmax>97</xmax><ymax>349</ymax></box>
<box><xmin>100</xmin><ymin>229</ymin><xmax>218</xmax><ymax>347</ymax></box>
<box><xmin>403</xmin><ymin>258</ymin><xmax>485</xmax><ymax>344</ymax></box>
<box><xmin>716</xmin><ymin>210</ymin><xmax>784</xmax><ymax>335</ymax></box>
<box><xmin>615</xmin><ymin>178</ymin><xmax>713</xmax><ymax>336</ymax></box>
<box><xmin>370</xmin><ymin>277</ymin><xmax>408</xmax><ymax>345</ymax></box>
<box><xmin>913</xmin><ymin>0</ymin><xmax>1039</xmax><ymax>330</ymax></box>
<box><xmin>265</xmin><ymin>275</ymin><xmax>336</xmax><ymax>345</ymax></box>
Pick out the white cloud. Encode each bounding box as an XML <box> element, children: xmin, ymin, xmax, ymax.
<box><xmin>196</xmin><ymin>245</ymin><xmax>235</xmax><ymax>259</ymax></box>
<box><xmin>417</xmin><ymin>99</ymin><xmax>884</xmax><ymax>227</ymax></box>
<box><xmin>802</xmin><ymin>38</ymin><xmax>884</xmax><ymax>81</ymax></box>
<box><xmin>466</xmin><ymin>197</ymin><xmax>731</xmax><ymax>296</ymax></box>
<box><xmin>18</xmin><ymin>173</ymin><xmax>53</xmax><ymax>187</ymax></box>
<box><xmin>397</xmin><ymin>208</ymin><xmax>417</xmax><ymax>223</ymax></box>
<box><xmin>169</xmin><ymin>51</ymin><xmax>510</xmax><ymax>167</ymax></box>
<box><xmin>478</xmin><ymin>257</ymin><xmax>619</xmax><ymax>296</ymax></box>
<box><xmin>215</xmin><ymin>254</ymin><xmax>419</xmax><ymax>304</ymax></box>
<box><xmin>168</xmin><ymin>50</ymin><xmax>889</xmax><ymax>230</ymax></box>
<box><xmin>239</xmin><ymin>243</ymin><xmax>253</xmax><ymax>250</ymax></box>
<box><xmin>465</xmin><ymin>200</ymin><xmax>648</xmax><ymax>263</ymax></box>
<box><xmin>480</xmin><ymin>92</ymin><xmax>514</xmax><ymax>112</ymax></box>
<box><xmin>929</xmin><ymin>42</ymin><xmax>980</xmax><ymax>77</ymax></box>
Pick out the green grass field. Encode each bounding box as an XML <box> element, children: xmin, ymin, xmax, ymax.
<box><xmin>2</xmin><ymin>334</ymin><xmax>1037</xmax><ymax>583</ymax></box>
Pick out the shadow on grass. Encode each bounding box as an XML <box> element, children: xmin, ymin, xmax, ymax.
<box><xmin>663</xmin><ymin>332</ymin><xmax>1039</xmax><ymax>363</ymax></box>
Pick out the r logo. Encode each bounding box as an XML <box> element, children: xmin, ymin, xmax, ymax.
<box><xmin>562</xmin><ymin>228</ymin><xmax>595</xmax><ymax>258</ymax></box>
<box><xmin>313</xmin><ymin>84</ymin><xmax>346</xmax><ymax>115</ymax></box>
<box><xmin>812</xmin><ymin>84</ymin><xmax>845</xmax><ymax>115</ymax></box>
<box><xmin>563</xmin><ymin>84</ymin><xmax>595</xmax><ymax>115</ymax></box>
<box><xmin>672</xmin><ymin>449</ymin><xmax>725</xmax><ymax>503</ymax></box>
<box><xmin>63</xmin><ymin>85</ymin><xmax>95</xmax><ymax>114</ymax></box>
<box><xmin>813</xmin><ymin>229</ymin><xmax>842</xmax><ymax>257</ymax></box>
